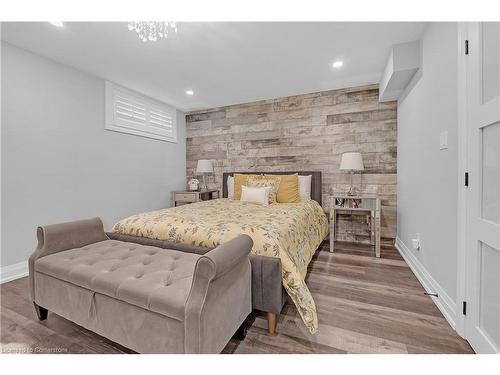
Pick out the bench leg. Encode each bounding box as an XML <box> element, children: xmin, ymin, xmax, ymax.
<box><xmin>234</xmin><ymin>321</ymin><xmax>248</xmax><ymax>341</ymax></box>
<box><xmin>234</xmin><ymin>313</ymin><xmax>254</xmax><ymax>341</ymax></box>
<box><xmin>33</xmin><ymin>303</ymin><xmax>48</xmax><ymax>321</ymax></box>
<box><xmin>267</xmin><ymin>312</ymin><xmax>277</xmax><ymax>336</ymax></box>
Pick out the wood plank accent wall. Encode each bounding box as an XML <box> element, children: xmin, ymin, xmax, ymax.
<box><xmin>186</xmin><ymin>84</ymin><xmax>397</xmax><ymax>242</ymax></box>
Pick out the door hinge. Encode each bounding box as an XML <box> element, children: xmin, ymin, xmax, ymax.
<box><xmin>463</xmin><ymin>301</ymin><xmax>467</xmax><ymax>315</ymax></box>
<box><xmin>465</xmin><ymin>172</ymin><xmax>469</xmax><ymax>187</ymax></box>
<box><xmin>465</xmin><ymin>40</ymin><xmax>469</xmax><ymax>55</ymax></box>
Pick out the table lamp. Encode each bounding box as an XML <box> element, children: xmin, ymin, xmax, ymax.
<box><xmin>196</xmin><ymin>159</ymin><xmax>213</xmax><ymax>191</ymax></box>
<box><xmin>340</xmin><ymin>152</ymin><xmax>364</xmax><ymax>196</ymax></box>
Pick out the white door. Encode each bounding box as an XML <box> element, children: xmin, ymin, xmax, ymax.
<box><xmin>465</xmin><ymin>22</ymin><xmax>500</xmax><ymax>354</ymax></box>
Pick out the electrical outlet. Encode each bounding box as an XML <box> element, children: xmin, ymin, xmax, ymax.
<box><xmin>439</xmin><ymin>131</ymin><xmax>448</xmax><ymax>150</ymax></box>
<box><xmin>412</xmin><ymin>233</ymin><xmax>421</xmax><ymax>251</ymax></box>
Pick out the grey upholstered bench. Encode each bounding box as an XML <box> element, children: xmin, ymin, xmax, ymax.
<box><xmin>29</xmin><ymin>217</ymin><xmax>252</xmax><ymax>353</ymax></box>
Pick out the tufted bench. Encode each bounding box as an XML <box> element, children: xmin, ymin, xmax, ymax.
<box><xmin>29</xmin><ymin>217</ymin><xmax>252</xmax><ymax>353</ymax></box>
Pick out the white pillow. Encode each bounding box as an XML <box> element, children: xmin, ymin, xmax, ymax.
<box><xmin>240</xmin><ymin>185</ymin><xmax>270</xmax><ymax>206</ymax></box>
<box><xmin>227</xmin><ymin>176</ymin><xmax>234</xmax><ymax>199</ymax></box>
<box><xmin>298</xmin><ymin>175</ymin><xmax>312</xmax><ymax>201</ymax></box>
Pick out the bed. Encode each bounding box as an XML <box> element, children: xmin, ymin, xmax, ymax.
<box><xmin>109</xmin><ymin>171</ymin><xmax>328</xmax><ymax>334</ymax></box>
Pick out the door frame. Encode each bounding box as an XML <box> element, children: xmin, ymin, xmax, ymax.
<box><xmin>455</xmin><ymin>21</ymin><xmax>468</xmax><ymax>339</ymax></box>
<box><xmin>456</xmin><ymin>22</ymin><xmax>500</xmax><ymax>352</ymax></box>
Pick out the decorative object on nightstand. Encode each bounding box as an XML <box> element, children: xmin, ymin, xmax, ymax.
<box><xmin>339</xmin><ymin>152</ymin><xmax>364</xmax><ymax>196</ymax></box>
<box><xmin>188</xmin><ymin>178</ymin><xmax>200</xmax><ymax>191</ymax></box>
<box><xmin>329</xmin><ymin>195</ymin><xmax>381</xmax><ymax>257</ymax></box>
<box><xmin>196</xmin><ymin>159</ymin><xmax>214</xmax><ymax>191</ymax></box>
<box><xmin>172</xmin><ymin>190</ymin><xmax>220</xmax><ymax>207</ymax></box>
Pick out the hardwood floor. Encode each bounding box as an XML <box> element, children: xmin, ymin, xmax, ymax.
<box><xmin>0</xmin><ymin>241</ymin><xmax>473</xmax><ymax>354</ymax></box>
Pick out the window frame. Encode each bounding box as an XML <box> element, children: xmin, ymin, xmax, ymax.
<box><xmin>105</xmin><ymin>81</ymin><xmax>178</xmax><ymax>143</ymax></box>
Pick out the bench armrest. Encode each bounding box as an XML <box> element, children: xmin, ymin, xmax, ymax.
<box><xmin>184</xmin><ymin>234</ymin><xmax>253</xmax><ymax>353</ymax></box>
<box><xmin>204</xmin><ymin>234</ymin><xmax>253</xmax><ymax>279</ymax></box>
<box><xmin>29</xmin><ymin>217</ymin><xmax>108</xmax><ymax>300</ymax></box>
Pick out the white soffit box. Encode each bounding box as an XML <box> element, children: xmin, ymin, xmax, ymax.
<box><xmin>379</xmin><ymin>40</ymin><xmax>420</xmax><ymax>102</ymax></box>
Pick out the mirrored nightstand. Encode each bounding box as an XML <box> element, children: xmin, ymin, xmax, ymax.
<box><xmin>329</xmin><ymin>195</ymin><xmax>381</xmax><ymax>257</ymax></box>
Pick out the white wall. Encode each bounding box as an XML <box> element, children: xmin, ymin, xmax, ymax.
<box><xmin>1</xmin><ymin>42</ymin><xmax>186</xmax><ymax>267</ymax></box>
<box><xmin>397</xmin><ymin>23</ymin><xmax>459</xmax><ymax>305</ymax></box>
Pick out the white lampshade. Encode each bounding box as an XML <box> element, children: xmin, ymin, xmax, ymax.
<box><xmin>196</xmin><ymin>159</ymin><xmax>214</xmax><ymax>173</ymax></box>
<box><xmin>340</xmin><ymin>152</ymin><xmax>364</xmax><ymax>171</ymax></box>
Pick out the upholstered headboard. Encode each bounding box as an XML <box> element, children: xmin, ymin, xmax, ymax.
<box><xmin>222</xmin><ymin>171</ymin><xmax>322</xmax><ymax>206</ymax></box>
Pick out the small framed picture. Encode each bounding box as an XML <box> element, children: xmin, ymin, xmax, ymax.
<box><xmin>348</xmin><ymin>198</ymin><xmax>362</xmax><ymax>208</ymax></box>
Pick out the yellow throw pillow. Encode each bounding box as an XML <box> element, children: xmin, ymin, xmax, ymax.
<box><xmin>233</xmin><ymin>174</ymin><xmax>261</xmax><ymax>200</ymax></box>
<box><xmin>265</xmin><ymin>173</ymin><xmax>300</xmax><ymax>203</ymax></box>
<box><xmin>248</xmin><ymin>175</ymin><xmax>281</xmax><ymax>204</ymax></box>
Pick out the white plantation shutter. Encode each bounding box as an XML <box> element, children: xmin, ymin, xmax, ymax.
<box><xmin>149</xmin><ymin>105</ymin><xmax>174</xmax><ymax>135</ymax></box>
<box><xmin>114</xmin><ymin>94</ymin><xmax>147</xmax><ymax>126</ymax></box>
<box><xmin>105</xmin><ymin>82</ymin><xmax>177</xmax><ymax>143</ymax></box>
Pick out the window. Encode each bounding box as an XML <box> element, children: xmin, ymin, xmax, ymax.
<box><xmin>105</xmin><ymin>81</ymin><xmax>177</xmax><ymax>143</ymax></box>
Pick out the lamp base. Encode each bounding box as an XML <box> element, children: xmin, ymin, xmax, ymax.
<box><xmin>346</xmin><ymin>171</ymin><xmax>360</xmax><ymax>196</ymax></box>
<box><xmin>201</xmin><ymin>174</ymin><xmax>208</xmax><ymax>192</ymax></box>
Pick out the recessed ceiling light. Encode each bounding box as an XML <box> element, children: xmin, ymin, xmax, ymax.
<box><xmin>185</xmin><ymin>90</ymin><xmax>194</xmax><ymax>96</ymax></box>
<box><xmin>332</xmin><ymin>61</ymin><xmax>343</xmax><ymax>68</ymax></box>
<box><xmin>49</xmin><ymin>22</ymin><xmax>64</xmax><ymax>27</ymax></box>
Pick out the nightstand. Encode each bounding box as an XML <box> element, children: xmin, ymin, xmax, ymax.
<box><xmin>329</xmin><ymin>195</ymin><xmax>381</xmax><ymax>257</ymax></box>
<box><xmin>172</xmin><ymin>190</ymin><xmax>220</xmax><ymax>207</ymax></box>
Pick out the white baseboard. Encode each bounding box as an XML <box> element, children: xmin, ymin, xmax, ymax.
<box><xmin>395</xmin><ymin>237</ymin><xmax>457</xmax><ymax>330</ymax></box>
<box><xmin>0</xmin><ymin>261</ymin><xmax>28</xmax><ymax>284</ymax></box>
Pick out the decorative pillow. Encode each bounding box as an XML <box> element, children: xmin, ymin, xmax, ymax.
<box><xmin>247</xmin><ymin>175</ymin><xmax>280</xmax><ymax>204</ymax></box>
<box><xmin>233</xmin><ymin>174</ymin><xmax>261</xmax><ymax>200</ymax></box>
<box><xmin>240</xmin><ymin>185</ymin><xmax>270</xmax><ymax>206</ymax></box>
<box><xmin>298</xmin><ymin>175</ymin><xmax>312</xmax><ymax>201</ymax></box>
<box><xmin>265</xmin><ymin>173</ymin><xmax>299</xmax><ymax>203</ymax></box>
<box><xmin>227</xmin><ymin>176</ymin><xmax>235</xmax><ymax>199</ymax></box>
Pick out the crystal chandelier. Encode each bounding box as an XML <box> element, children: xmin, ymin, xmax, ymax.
<box><xmin>128</xmin><ymin>22</ymin><xmax>177</xmax><ymax>42</ymax></box>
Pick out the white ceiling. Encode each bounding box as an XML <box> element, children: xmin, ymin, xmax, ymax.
<box><xmin>1</xmin><ymin>22</ymin><xmax>426</xmax><ymax>112</ymax></box>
